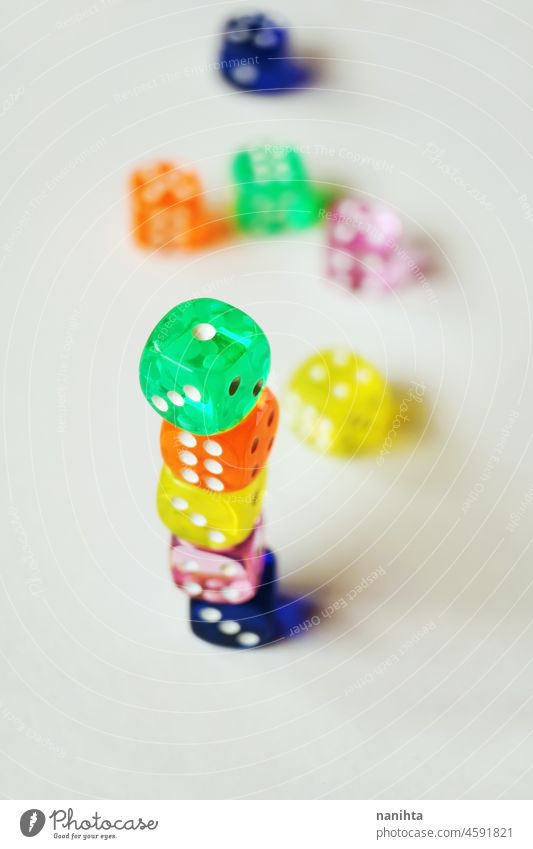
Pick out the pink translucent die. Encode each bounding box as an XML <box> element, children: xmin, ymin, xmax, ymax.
<box><xmin>169</xmin><ymin>522</ymin><xmax>265</xmax><ymax>604</ymax></box>
<box><xmin>326</xmin><ymin>199</ymin><xmax>420</xmax><ymax>293</ymax></box>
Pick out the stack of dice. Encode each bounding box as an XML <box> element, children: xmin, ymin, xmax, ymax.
<box><xmin>139</xmin><ymin>297</ymin><xmax>283</xmax><ymax>649</ymax></box>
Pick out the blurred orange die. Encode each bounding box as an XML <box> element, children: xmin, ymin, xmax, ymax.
<box><xmin>130</xmin><ymin>160</ymin><xmax>225</xmax><ymax>250</ymax></box>
<box><xmin>160</xmin><ymin>387</ymin><xmax>279</xmax><ymax>493</ymax></box>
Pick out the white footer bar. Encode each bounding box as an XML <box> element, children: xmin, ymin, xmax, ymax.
<box><xmin>1</xmin><ymin>800</ymin><xmax>532</xmax><ymax>847</ymax></box>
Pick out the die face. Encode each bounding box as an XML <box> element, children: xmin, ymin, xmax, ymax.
<box><xmin>235</xmin><ymin>147</ymin><xmax>309</xmax><ymax>184</ymax></box>
<box><xmin>189</xmin><ymin>549</ymin><xmax>281</xmax><ymax>648</ymax></box>
<box><xmin>191</xmin><ymin>600</ymin><xmax>279</xmax><ymax>648</ymax></box>
<box><xmin>169</xmin><ymin>522</ymin><xmax>265</xmax><ymax>604</ymax></box>
<box><xmin>160</xmin><ymin>387</ymin><xmax>279</xmax><ymax>491</ymax></box>
<box><xmin>222</xmin><ymin>15</ymin><xmax>288</xmax><ymax>59</ymax></box>
<box><xmin>220</xmin><ymin>16</ymin><xmax>308</xmax><ymax>93</ymax></box>
<box><xmin>139</xmin><ymin>298</ymin><xmax>271</xmax><ymax>433</ymax></box>
<box><xmin>233</xmin><ymin>147</ymin><xmax>318</xmax><ymax>232</ymax></box>
<box><xmin>157</xmin><ymin>464</ymin><xmax>267</xmax><ymax>549</ymax></box>
<box><xmin>130</xmin><ymin>162</ymin><xmax>205</xmax><ymax>249</ymax></box>
<box><xmin>286</xmin><ymin>348</ymin><xmax>392</xmax><ymax>455</ymax></box>
<box><xmin>328</xmin><ymin>199</ymin><xmax>402</xmax><ymax>257</ymax></box>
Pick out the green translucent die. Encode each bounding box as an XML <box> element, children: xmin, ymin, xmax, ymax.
<box><xmin>233</xmin><ymin>145</ymin><xmax>319</xmax><ymax>233</ymax></box>
<box><xmin>139</xmin><ymin>298</ymin><xmax>271</xmax><ymax>434</ymax></box>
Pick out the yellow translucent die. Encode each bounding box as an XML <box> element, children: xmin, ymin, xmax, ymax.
<box><xmin>286</xmin><ymin>348</ymin><xmax>393</xmax><ymax>456</ymax></box>
<box><xmin>157</xmin><ymin>465</ymin><xmax>267</xmax><ymax>550</ymax></box>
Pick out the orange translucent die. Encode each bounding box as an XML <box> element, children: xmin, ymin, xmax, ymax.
<box><xmin>160</xmin><ymin>387</ymin><xmax>279</xmax><ymax>492</ymax></box>
<box><xmin>130</xmin><ymin>161</ymin><xmax>227</xmax><ymax>250</ymax></box>
<box><xmin>157</xmin><ymin>465</ymin><xmax>267</xmax><ymax>550</ymax></box>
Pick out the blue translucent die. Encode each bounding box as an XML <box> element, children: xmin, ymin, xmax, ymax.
<box><xmin>219</xmin><ymin>13</ymin><xmax>311</xmax><ymax>94</ymax></box>
<box><xmin>190</xmin><ymin>551</ymin><xmax>314</xmax><ymax>649</ymax></box>
<box><xmin>139</xmin><ymin>298</ymin><xmax>271</xmax><ymax>434</ymax></box>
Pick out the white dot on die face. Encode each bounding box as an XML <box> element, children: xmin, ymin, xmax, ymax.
<box><xmin>203</xmin><ymin>440</ymin><xmax>222</xmax><ymax>456</ymax></box>
<box><xmin>337</xmin><ymin>199</ymin><xmax>358</xmax><ymax>219</ymax></box>
<box><xmin>184</xmin><ymin>582</ymin><xmax>202</xmax><ymax>596</ymax></box>
<box><xmin>222</xmin><ymin>586</ymin><xmax>245</xmax><ymax>603</ymax></box>
<box><xmin>205</xmin><ymin>476</ymin><xmax>224</xmax><ymax>492</ymax></box>
<box><xmin>199</xmin><ymin>607</ymin><xmax>222</xmax><ymax>622</ymax></box>
<box><xmin>183</xmin><ymin>384</ymin><xmax>201</xmax><ymax>402</ymax></box>
<box><xmin>167</xmin><ymin>391</ymin><xmax>184</xmax><ymax>407</ymax></box>
<box><xmin>218</xmin><ymin>620</ymin><xmax>241</xmax><ymax>635</ymax></box>
<box><xmin>182</xmin><ymin>560</ymin><xmax>199</xmax><ymax>572</ymax></box>
<box><xmin>356</xmin><ymin>368</ymin><xmax>371</xmax><ymax>382</ymax></box>
<box><xmin>330</xmin><ymin>252</ymin><xmax>354</xmax><ymax>272</ymax></box>
<box><xmin>370</xmin><ymin>230</ymin><xmax>387</xmax><ymax>247</ymax></box>
<box><xmin>178</xmin><ymin>450</ymin><xmax>197</xmax><ymax>466</ymax></box>
<box><xmin>220</xmin><ymin>562</ymin><xmax>239</xmax><ymax>577</ymax></box>
<box><xmin>315</xmin><ymin>420</ymin><xmax>333</xmax><ymax>450</ymax></box>
<box><xmin>334</xmin><ymin>221</ymin><xmax>356</xmax><ymax>243</ymax></box>
<box><xmin>309</xmin><ymin>364</ymin><xmax>326</xmax><ymax>381</ymax></box>
<box><xmin>171</xmin><ymin>497</ymin><xmax>188</xmax><ymax>511</ymax></box>
<box><xmin>189</xmin><ymin>512</ymin><xmax>207</xmax><ymax>527</ymax></box>
<box><xmin>254</xmin><ymin>29</ymin><xmax>278</xmax><ymax>48</ymax></box>
<box><xmin>178</xmin><ymin>431</ymin><xmax>197</xmax><ymax>448</ymax></box>
<box><xmin>231</xmin><ymin>64</ymin><xmax>259</xmax><ymax>85</ymax></box>
<box><xmin>237</xmin><ymin>631</ymin><xmax>261</xmax><ymax>647</ymax></box>
<box><xmin>192</xmin><ymin>323</ymin><xmax>216</xmax><ymax>341</ymax></box>
<box><xmin>151</xmin><ymin>395</ymin><xmax>168</xmax><ymax>412</ymax></box>
<box><xmin>208</xmin><ymin>530</ymin><xmax>226</xmax><ymax>544</ymax></box>
<box><xmin>362</xmin><ymin>253</ymin><xmax>383</xmax><ymax>271</ymax></box>
<box><xmin>335</xmin><ymin>272</ymin><xmax>353</xmax><ymax>287</ymax></box>
<box><xmin>227</xmin><ymin>28</ymin><xmax>248</xmax><ymax>43</ymax></box>
<box><xmin>331</xmin><ymin>348</ymin><xmax>352</xmax><ymax>368</ymax></box>
<box><xmin>333</xmin><ymin>383</ymin><xmax>349</xmax><ymax>399</ymax></box>
<box><xmin>181</xmin><ymin>468</ymin><xmax>199</xmax><ymax>484</ymax></box>
<box><xmin>204</xmin><ymin>458</ymin><xmax>223</xmax><ymax>474</ymax></box>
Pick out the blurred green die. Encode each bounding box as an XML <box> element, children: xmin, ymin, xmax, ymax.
<box><xmin>233</xmin><ymin>145</ymin><xmax>319</xmax><ymax>233</ymax></box>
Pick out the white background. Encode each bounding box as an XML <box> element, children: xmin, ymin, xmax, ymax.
<box><xmin>1</xmin><ymin>0</ymin><xmax>533</xmax><ymax>800</ymax></box>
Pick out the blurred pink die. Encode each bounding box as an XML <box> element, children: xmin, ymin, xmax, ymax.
<box><xmin>326</xmin><ymin>199</ymin><xmax>420</xmax><ymax>292</ymax></box>
<box><xmin>329</xmin><ymin>198</ymin><xmax>402</xmax><ymax>257</ymax></box>
<box><xmin>169</xmin><ymin>522</ymin><xmax>265</xmax><ymax>604</ymax></box>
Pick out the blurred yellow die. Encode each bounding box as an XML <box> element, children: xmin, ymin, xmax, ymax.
<box><xmin>157</xmin><ymin>465</ymin><xmax>267</xmax><ymax>549</ymax></box>
<box><xmin>286</xmin><ymin>348</ymin><xmax>392</xmax><ymax>455</ymax></box>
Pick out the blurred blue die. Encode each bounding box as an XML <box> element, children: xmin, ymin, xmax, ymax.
<box><xmin>219</xmin><ymin>13</ymin><xmax>311</xmax><ymax>93</ymax></box>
